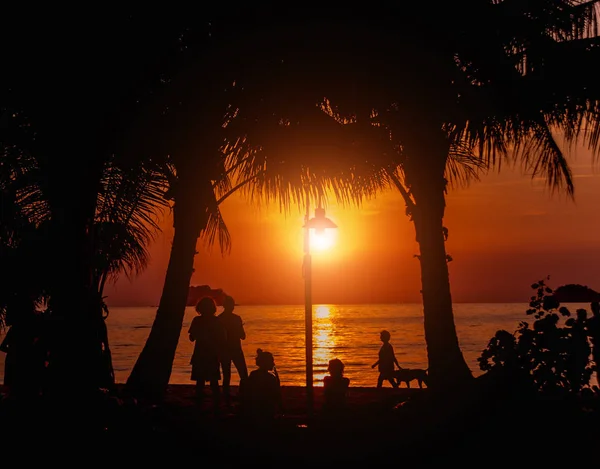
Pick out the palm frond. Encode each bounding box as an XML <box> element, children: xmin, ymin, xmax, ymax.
<box><xmin>227</xmin><ymin>99</ymin><xmax>395</xmax><ymax>214</ymax></box>
<box><xmin>0</xmin><ymin>134</ymin><xmax>50</xmax><ymax>226</ymax></box>
<box><xmin>445</xmin><ymin>140</ymin><xmax>488</xmax><ymax>189</ymax></box>
<box><xmin>199</xmin><ymin>189</ymin><xmax>232</xmax><ymax>256</ymax></box>
<box><xmin>512</xmin><ymin>119</ymin><xmax>575</xmax><ymax>196</ymax></box>
<box><xmin>96</xmin><ymin>157</ymin><xmax>170</xmax><ymax>241</ymax></box>
<box><xmin>93</xmin><ymin>221</ymin><xmax>150</xmax><ymax>288</ymax></box>
<box><xmin>528</xmin><ymin>36</ymin><xmax>600</xmax><ymax>154</ymax></box>
<box><xmin>94</xmin><ymin>156</ymin><xmax>171</xmax><ymax>286</ymax></box>
<box><xmin>444</xmin><ymin>22</ymin><xmax>599</xmax><ymax>196</ymax></box>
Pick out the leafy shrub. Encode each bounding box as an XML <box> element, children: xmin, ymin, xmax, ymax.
<box><xmin>478</xmin><ymin>278</ymin><xmax>593</xmax><ymax>395</ymax></box>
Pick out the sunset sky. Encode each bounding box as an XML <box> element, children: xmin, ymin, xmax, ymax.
<box><xmin>105</xmin><ymin>142</ymin><xmax>600</xmax><ymax>307</ymax></box>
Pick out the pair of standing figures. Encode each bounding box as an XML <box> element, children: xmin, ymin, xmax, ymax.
<box><xmin>188</xmin><ymin>295</ymin><xmax>248</xmax><ymax>404</ymax></box>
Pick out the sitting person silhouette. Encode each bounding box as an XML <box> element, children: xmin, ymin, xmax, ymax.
<box><xmin>322</xmin><ymin>358</ymin><xmax>350</xmax><ymax>415</ymax></box>
<box><xmin>239</xmin><ymin>348</ymin><xmax>282</xmax><ymax>423</ymax></box>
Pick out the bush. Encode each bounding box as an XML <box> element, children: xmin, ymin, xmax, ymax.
<box><xmin>478</xmin><ymin>278</ymin><xmax>593</xmax><ymax>396</ymax></box>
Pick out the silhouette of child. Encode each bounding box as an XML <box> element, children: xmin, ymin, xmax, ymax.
<box><xmin>371</xmin><ymin>330</ymin><xmax>400</xmax><ymax>388</ymax></box>
<box><xmin>323</xmin><ymin>358</ymin><xmax>350</xmax><ymax>415</ymax></box>
<box><xmin>239</xmin><ymin>348</ymin><xmax>282</xmax><ymax>422</ymax></box>
<box><xmin>188</xmin><ymin>296</ymin><xmax>227</xmax><ymax>406</ymax></box>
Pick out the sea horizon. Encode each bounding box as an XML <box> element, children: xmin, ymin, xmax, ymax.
<box><xmin>101</xmin><ymin>302</ymin><xmax>598</xmax><ymax>387</ymax></box>
<box><xmin>107</xmin><ymin>301</ymin><xmax>543</xmax><ymax>308</ymax></box>
<box><xmin>3</xmin><ymin>302</ymin><xmax>597</xmax><ymax>388</ymax></box>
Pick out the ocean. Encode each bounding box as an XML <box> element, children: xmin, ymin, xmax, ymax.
<box><xmin>1</xmin><ymin>303</ymin><xmax>595</xmax><ymax>388</ymax></box>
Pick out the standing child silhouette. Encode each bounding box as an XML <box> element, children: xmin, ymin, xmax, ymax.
<box><xmin>371</xmin><ymin>330</ymin><xmax>400</xmax><ymax>388</ymax></box>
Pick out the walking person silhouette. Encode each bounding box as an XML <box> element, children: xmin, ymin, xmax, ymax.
<box><xmin>371</xmin><ymin>330</ymin><xmax>400</xmax><ymax>388</ymax></box>
<box><xmin>218</xmin><ymin>295</ymin><xmax>248</xmax><ymax>404</ymax></box>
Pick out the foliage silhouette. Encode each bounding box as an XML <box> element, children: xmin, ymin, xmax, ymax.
<box><xmin>0</xmin><ymin>14</ymin><xmax>183</xmax><ymax>396</ymax></box>
<box><xmin>479</xmin><ymin>278</ymin><xmax>594</xmax><ymax>396</ymax></box>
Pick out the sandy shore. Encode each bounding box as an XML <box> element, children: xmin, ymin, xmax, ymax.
<box><xmin>1</xmin><ymin>382</ymin><xmax>598</xmax><ymax>464</ymax></box>
<box><xmin>162</xmin><ymin>383</ymin><xmax>420</xmax><ymax>414</ymax></box>
<box><xmin>117</xmin><ymin>383</ymin><xmax>600</xmax><ymax>463</ymax></box>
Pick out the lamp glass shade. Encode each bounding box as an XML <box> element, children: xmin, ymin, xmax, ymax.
<box><xmin>303</xmin><ymin>207</ymin><xmax>338</xmax><ymax>232</ymax></box>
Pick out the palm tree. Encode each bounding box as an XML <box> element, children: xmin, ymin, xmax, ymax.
<box><xmin>0</xmin><ymin>127</ymin><xmax>171</xmax><ymax>385</ymax></box>
<box><xmin>125</xmin><ymin>143</ymin><xmax>239</xmax><ymax>399</ymax></box>
<box><xmin>392</xmin><ymin>1</ymin><xmax>600</xmax><ymax>389</ymax></box>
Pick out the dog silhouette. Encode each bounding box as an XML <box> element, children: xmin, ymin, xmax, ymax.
<box><xmin>394</xmin><ymin>367</ymin><xmax>428</xmax><ymax>388</ymax></box>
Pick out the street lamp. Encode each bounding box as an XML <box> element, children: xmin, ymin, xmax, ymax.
<box><xmin>303</xmin><ymin>197</ymin><xmax>337</xmax><ymax>415</ymax></box>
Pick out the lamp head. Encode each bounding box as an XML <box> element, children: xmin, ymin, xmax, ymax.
<box><xmin>303</xmin><ymin>206</ymin><xmax>338</xmax><ymax>232</ymax></box>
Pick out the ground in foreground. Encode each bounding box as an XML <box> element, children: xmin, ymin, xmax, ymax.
<box><xmin>1</xmin><ymin>381</ymin><xmax>598</xmax><ymax>464</ymax></box>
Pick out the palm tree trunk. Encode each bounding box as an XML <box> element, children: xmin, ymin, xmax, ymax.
<box><xmin>126</xmin><ymin>195</ymin><xmax>206</xmax><ymax>401</ymax></box>
<box><xmin>411</xmin><ymin>176</ymin><xmax>473</xmax><ymax>391</ymax></box>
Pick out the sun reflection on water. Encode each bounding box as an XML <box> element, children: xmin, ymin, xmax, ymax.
<box><xmin>315</xmin><ymin>305</ymin><xmax>330</xmax><ymax>319</ymax></box>
<box><xmin>313</xmin><ymin>304</ymin><xmax>341</xmax><ymax>385</ymax></box>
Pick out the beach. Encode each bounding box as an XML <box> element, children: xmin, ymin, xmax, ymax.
<box><xmin>1</xmin><ymin>379</ymin><xmax>599</xmax><ymax>464</ymax></box>
<box><xmin>143</xmin><ymin>382</ymin><xmax>600</xmax><ymax>464</ymax></box>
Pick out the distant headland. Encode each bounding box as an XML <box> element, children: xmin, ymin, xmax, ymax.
<box><xmin>552</xmin><ymin>284</ymin><xmax>600</xmax><ymax>303</ymax></box>
<box><xmin>186</xmin><ymin>285</ymin><xmax>226</xmax><ymax>306</ymax></box>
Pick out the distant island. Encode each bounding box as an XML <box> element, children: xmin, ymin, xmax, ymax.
<box><xmin>552</xmin><ymin>284</ymin><xmax>600</xmax><ymax>303</ymax></box>
<box><xmin>187</xmin><ymin>285</ymin><xmax>227</xmax><ymax>306</ymax></box>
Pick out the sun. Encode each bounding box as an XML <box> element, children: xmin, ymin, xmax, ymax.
<box><xmin>309</xmin><ymin>228</ymin><xmax>337</xmax><ymax>252</ymax></box>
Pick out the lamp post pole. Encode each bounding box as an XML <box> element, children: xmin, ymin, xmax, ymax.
<box><xmin>303</xmin><ymin>199</ymin><xmax>314</xmax><ymax>416</ymax></box>
<box><xmin>303</xmin><ymin>195</ymin><xmax>336</xmax><ymax>417</ymax></box>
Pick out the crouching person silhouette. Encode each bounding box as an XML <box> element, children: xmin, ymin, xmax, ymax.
<box><xmin>322</xmin><ymin>358</ymin><xmax>350</xmax><ymax>418</ymax></box>
<box><xmin>239</xmin><ymin>348</ymin><xmax>282</xmax><ymax>427</ymax></box>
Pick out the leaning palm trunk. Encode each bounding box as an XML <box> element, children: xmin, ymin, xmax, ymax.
<box><xmin>126</xmin><ymin>183</ymin><xmax>210</xmax><ymax>400</ymax></box>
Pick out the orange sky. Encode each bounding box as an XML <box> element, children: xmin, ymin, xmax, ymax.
<box><xmin>105</xmin><ymin>144</ymin><xmax>600</xmax><ymax>306</ymax></box>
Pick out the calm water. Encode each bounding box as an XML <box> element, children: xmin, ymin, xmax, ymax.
<box><xmin>2</xmin><ymin>303</ymin><xmax>592</xmax><ymax>388</ymax></box>
<box><xmin>99</xmin><ymin>303</ymin><xmax>529</xmax><ymax>387</ymax></box>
